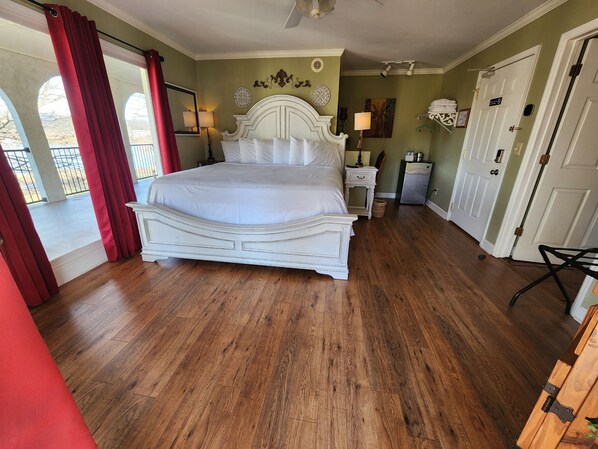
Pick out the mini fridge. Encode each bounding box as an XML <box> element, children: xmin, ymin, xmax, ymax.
<box><xmin>396</xmin><ymin>161</ymin><xmax>433</xmax><ymax>205</ymax></box>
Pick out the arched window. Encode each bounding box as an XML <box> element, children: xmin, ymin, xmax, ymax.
<box><xmin>38</xmin><ymin>76</ymin><xmax>87</xmax><ymax>196</ymax></box>
<box><xmin>125</xmin><ymin>92</ymin><xmax>157</xmax><ymax>179</ymax></box>
<box><xmin>0</xmin><ymin>90</ymin><xmax>43</xmax><ymax>203</ymax></box>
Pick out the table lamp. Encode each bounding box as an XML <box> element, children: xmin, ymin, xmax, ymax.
<box><xmin>354</xmin><ymin>111</ymin><xmax>371</xmax><ymax>167</ymax></box>
<box><xmin>198</xmin><ymin>110</ymin><xmax>215</xmax><ymax>162</ymax></box>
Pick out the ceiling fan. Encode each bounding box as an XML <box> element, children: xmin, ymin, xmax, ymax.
<box><xmin>284</xmin><ymin>0</ymin><xmax>336</xmax><ymax>29</ymax></box>
<box><xmin>284</xmin><ymin>0</ymin><xmax>383</xmax><ymax>29</ymax></box>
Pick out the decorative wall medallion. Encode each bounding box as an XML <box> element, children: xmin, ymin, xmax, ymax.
<box><xmin>233</xmin><ymin>87</ymin><xmax>252</xmax><ymax>108</ymax></box>
<box><xmin>310</xmin><ymin>85</ymin><xmax>331</xmax><ymax>107</ymax></box>
<box><xmin>311</xmin><ymin>58</ymin><xmax>324</xmax><ymax>73</ymax></box>
<box><xmin>253</xmin><ymin>69</ymin><xmax>311</xmax><ymax>89</ymax></box>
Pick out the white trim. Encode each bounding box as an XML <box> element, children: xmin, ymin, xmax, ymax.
<box><xmin>448</xmin><ymin>45</ymin><xmax>541</xmax><ymax>247</ymax></box>
<box><xmin>444</xmin><ymin>0</ymin><xmax>568</xmax><ymax>72</ymax></box>
<box><xmin>570</xmin><ymin>275</ymin><xmax>597</xmax><ymax>323</ymax></box>
<box><xmin>494</xmin><ymin>17</ymin><xmax>598</xmax><ymax>258</ymax></box>
<box><xmin>0</xmin><ymin>0</ymin><xmax>48</xmax><ymax>32</ymax></box>
<box><xmin>480</xmin><ymin>239</ymin><xmax>495</xmax><ymax>255</ymax></box>
<box><xmin>100</xmin><ymin>39</ymin><xmax>145</xmax><ymax>67</ymax></box>
<box><xmin>341</xmin><ymin>68</ymin><xmax>444</xmax><ymax>76</ymax></box>
<box><xmin>84</xmin><ymin>0</ymin><xmax>196</xmax><ymax>59</ymax></box>
<box><xmin>375</xmin><ymin>192</ymin><xmax>396</xmax><ymax>199</ymax></box>
<box><xmin>50</xmin><ymin>240</ymin><xmax>108</xmax><ymax>287</ymax></box>
<box><xmin>195</xmin><ymin>48</ymin><xmax>345</xmax><ymax>60</ymax></box>
<box><xmin>426</xmin><ymin>200</ymin><xmax>448</xmax><ymax>220</ymax></box>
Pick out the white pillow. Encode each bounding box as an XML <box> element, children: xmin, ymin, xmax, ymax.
<box><xmin>273</xmin><ymin>138</ymin><xmax>290</xmax><ymax>165</ymax></box>
<box><xmin>221</xmin><ymin>140</ymin><xmax>241</xmax><ymax>163</ymax></box>
<box><xmin>254</xmin><ymin>138</ymin><xmax>274</xmax><ymax>164</ymax></box>
<box><xmin>304</xmin><ymin>139</ymin><xmax>342</xmax><ymax>171</ymax></box>
<box><xmin>289</xmin><ymin>136</ymin><xmax>305</xmax><ymax>166</ymax></box>
<box><xmin>239</xmin><ymin>138</ymin><xmax>257</xmax><ymax>164</ymax></box>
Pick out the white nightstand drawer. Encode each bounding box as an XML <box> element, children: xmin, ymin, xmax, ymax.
<box><xmin>346</xmin><ymin>170</ymin><xmax>376</xmax><ymax>184</ymax></box>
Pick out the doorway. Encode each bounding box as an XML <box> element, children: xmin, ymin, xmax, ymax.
<box><xmin>449</xmin><ymin>47</ymin><xmax>539</xmax><ymax>245</ymax></box>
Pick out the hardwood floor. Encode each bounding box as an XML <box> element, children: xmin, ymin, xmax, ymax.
<box><xmin>31</xmin><ymin>202</ymin><xmax>583</xmax><ymax>449</ymax></box>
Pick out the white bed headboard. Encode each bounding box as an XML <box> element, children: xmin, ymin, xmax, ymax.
<box><xmin>222</xmin><ymin>95</ymin><xmax>347</xmax><ymax>166</ymax></box>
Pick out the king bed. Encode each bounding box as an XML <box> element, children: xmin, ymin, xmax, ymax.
<box><xmin>127</xmin><ymin>95</ymin><xmax>357</xmax><ymax>279</ymax></box>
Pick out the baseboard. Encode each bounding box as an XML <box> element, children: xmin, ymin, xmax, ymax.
<box><xmin>51</xmin><ymin>240</ymin><xmax>108</xmax><ymax>287</ymax></box>
<box><xmin>375</xmin><ymin>192</ymin><xmax>396</xmax><ymax>199</ymax></box>
<box><xmin>425</xmin><ymin>200</ymin><xmax>448</xmax><ymax>220</ymax></box>
<box><xmin>480</xmin><ymin>239</ymin><xmax>495</xmax><ymax>255</ymax></box>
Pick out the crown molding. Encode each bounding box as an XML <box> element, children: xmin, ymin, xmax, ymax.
<box><xmin>84</xmin><ymin>0</ymin><xmax>196</xmax><ymax>59</ymax></box>
<box><xmin>341</xmin><ymin>68</ymin><xmax>444</xmax><ymax>76</ymax></box>
<box><xmin>444</xmin><ymin>0</ymin><xmax>569</xmax><ymax>72</ymax></box>
<box><xmin>195</xmin><ymin>48</ymin><xmax>345</xmax><ymax>61</ymax></box>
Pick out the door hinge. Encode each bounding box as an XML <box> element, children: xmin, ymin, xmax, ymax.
<box><xmin>473</xmin><ymin>88</ymin><xmax>480</xmax><ymax>100</ymax></box>
<box><xmin>450</xmin><ymin>202</ymin><xmax>454</xmax><ymax>211</ymax></box>
<box><xmin>514</xmin><ymin>227</ymin><xmax>524</xmax><ymax>236</ymax></box>
<box><xmin>509</xmin><ymin>125</ymin><xmax>522</xmax><ymax>132</ymax></box>
<box><xmin>541</xmin><ymin>395</ymin><xmax>575</xmax><ymax>423</ymax></box>
<box><xmin>569</xmin><ymin>63</ymin><xmax>583</xmax><ymax>78</ymax></box>
<box><xmin>539</xmin><ymin>154</ymin><xmax>550</xmax><ymax>165</ymax></box>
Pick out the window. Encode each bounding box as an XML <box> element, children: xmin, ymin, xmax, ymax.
<box><xmin>125</xmin><ymin>92</ymin><xmax>158</xmax><ymax>179</ymax></box>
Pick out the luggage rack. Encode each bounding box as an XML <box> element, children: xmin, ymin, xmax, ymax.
<box><xmin>509</xmin><ymin>245</ymin><xmax>598</xmax><ymax>314</ymax></box>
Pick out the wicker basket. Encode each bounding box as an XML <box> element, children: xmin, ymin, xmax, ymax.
<box><xmin>372</xmin><ymin>199</ymin><xmax>386</xmax><ymax>218</ymax></box>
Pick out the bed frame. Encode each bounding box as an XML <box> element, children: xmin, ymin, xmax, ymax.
<box><xmin>127</xmin><ymin>95</ymin><xmax>357</xmax><ymax>279</ymax></box>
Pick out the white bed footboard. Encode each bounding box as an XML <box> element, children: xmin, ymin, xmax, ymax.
<box><xmin>127</xmin><ymin>202</ymin><xmax>357</xmax><ymax>280</ymax></box>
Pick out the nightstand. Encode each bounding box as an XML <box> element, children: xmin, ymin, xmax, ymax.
<box><xmin>344</xmin><ymin>166</ymin><xmax>378</xmax><ymax>219</ymax></box>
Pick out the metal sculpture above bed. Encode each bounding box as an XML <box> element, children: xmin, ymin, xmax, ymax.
<box><xmin>127</xmin><ymin>94</ymin><xmax>357</xmax><ymax>279</ymax></box>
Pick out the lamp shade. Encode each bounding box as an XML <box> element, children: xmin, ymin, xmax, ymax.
<box><xmin>354</xmin><ymin>112</ymin><xmax>371</xmax><ymax>131</ymax></box>
<box><xmin>183</xmin><ymin>111</ymin><xmax>197</xmax><ymax>128</ymax></box>
<box><xmin>198</xmin><ymin>110</ymin><xmax>215</xmax><ymax>128</ymax></box>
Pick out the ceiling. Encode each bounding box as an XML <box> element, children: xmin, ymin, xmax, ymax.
<box><xmin>86</xmin><ymin>0</ymin><xmax>553</xmax><ymax>71</ymax></box>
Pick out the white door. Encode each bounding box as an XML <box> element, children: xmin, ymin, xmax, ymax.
<box><xmin>450</xmin><ymin>54</ymin><xmax>536</xmax><ymax>242</ymax></box>
<box><xmin>512</xmin><ymin>38</ymin><xmax>598</xmax><ymax>261</ymax></box>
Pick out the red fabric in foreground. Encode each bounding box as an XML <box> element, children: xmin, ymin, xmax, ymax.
<box><xmin>0</xmin><ymin>254</ymin><xmax>97</xmax><ymax>448</ymax></box>
<box><xmin>144</xmin><ymin>49</ymin><xmax>181</xmax><ymax>174</ymax></box>
<box><xmin>0</xmin><ymin>143</ymin><xmax>58</xmax><ymax>306</ymax></box>
<box><xmin>45</xmin><ymin>4</ymin><xmax>140</xmax><ymax>261</ymax></box>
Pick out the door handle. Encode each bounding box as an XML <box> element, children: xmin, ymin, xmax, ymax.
<box><xmin>490</xmin><ymin>169</ymin><xmax>499</xmax><ymax>175</ymax></box>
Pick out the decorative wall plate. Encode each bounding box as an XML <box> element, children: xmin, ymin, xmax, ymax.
<box><xmin>233</xmin><ymin>87</ymin><xmax>252</xmax><ymax>108</ymax></box>
<box><xmin>310</xmin><ymin>85</ymin><xmax>331</xmax><ymax>107</ymax></box>
<box><xmin>311</xmin><ymin>57</ymin><xmax>324</xmax><ymax>73</ymax></box>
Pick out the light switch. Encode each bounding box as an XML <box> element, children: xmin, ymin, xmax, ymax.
<box><xmin>513</xmin><ymin>142</ymin><xmax>523</xmax><ymax>156</ymax></box>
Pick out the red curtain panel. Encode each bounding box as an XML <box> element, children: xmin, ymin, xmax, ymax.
<box><xmin>0</xmin><ymin>144</ymin><xmax>58</xmax><ymax>306</ymax></box>
<box><xmin>45</xmin><ymin>5</ymin><xmax>140</xmax><ymax>261</ymax></box>
<box><xmin>144</xmin><ymin>49</ymin><xmax>182</xmax><ymax>174</ymax></box>
<box><xmin>0</xmin><ymin>253</ymin><xmax>97</xmax><ymax>448</ymax></box>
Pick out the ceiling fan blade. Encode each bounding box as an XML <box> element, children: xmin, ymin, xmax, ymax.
<box><xmin>284</xmin><ymin>4</ymin><xmax>302</xmax><ymax>29</ymax></box>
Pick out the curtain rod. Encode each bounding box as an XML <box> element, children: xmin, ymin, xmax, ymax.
<box><xmin>25</xmin><ymin>0</ymin><xmax>165</xmax><ymax>61</ymax></box>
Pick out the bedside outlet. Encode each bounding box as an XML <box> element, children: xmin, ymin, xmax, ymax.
<box><xmin>513</xmin><ymin>142</ymin><xmax>523</xmax><ymax>156</ymax></box>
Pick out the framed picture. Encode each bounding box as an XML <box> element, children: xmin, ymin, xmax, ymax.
<box><xmin>364</xmin><ymin>98</ymin><xmax>396</xmax><ymax>138</ymax></box>
<box><xmin>455</xmin><ymin>108</ymin><xmax>471</xmax><ymax>128</ymax></box>
<box><xmin>166</xmin><ymin>83</ymin><xmax>200</xmax><ymax>135</ymax></box>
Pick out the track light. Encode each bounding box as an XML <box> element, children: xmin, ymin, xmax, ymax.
<box><xmin>380</xmin><ymin>64</ymin><xmax>392</xmax><ymax>78</ymax></box>
<box><xmin>380</xmin><ymin>60</ymin><xmax>416</xmax><ymax>77</ymax></box>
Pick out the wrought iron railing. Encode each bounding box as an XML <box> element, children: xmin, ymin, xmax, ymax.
<box><xmin>131</xmin><ymin>144</ymin><xmax>157</xmax><ymax>179</ymax></box>
<box><xmin>5</xmin><ymin>144</ymin><xmax>157</xmax><ymax>204</ymax></box>
<box><xmin>3</xmin><ymin>148</ymin><xmax>44</xmax><ymax>204</ymax></box>
<box><xmin>50</xmin><ymin>146</ymin><xmax>89</xmax><ymax>196</ymax></box>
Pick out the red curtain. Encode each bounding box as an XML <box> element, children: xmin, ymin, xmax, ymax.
<box><xmin>45</xmin><ymin>5</ymin><xmax>140</xmax><ymax>261</ymax></box>
<box><xmin>144</xmin><ymin>49</ymin><xmax>182</xmax><ymax>174</ymax></box>
<box><xmin>0</xmin><ymin>144</ymin><xmax>58</xmax><ymax>306</ymax></box>
<box><xmin>0</xmin><ymin>253</ymin><xmax>97</xmax><ymax>448</ymax></box>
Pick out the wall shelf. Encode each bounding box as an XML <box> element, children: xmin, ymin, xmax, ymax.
<box><xmin>426</xmin><ymin>112</ymin><xmax>457</xmax><ymax>133</ymax></box>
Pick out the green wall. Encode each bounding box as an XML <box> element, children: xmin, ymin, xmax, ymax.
<box><xmin>15</xmin><ymin>0</ymin><xmax>201</xmax><ymax>169</ymax></box>
<box><xmin>427</xmin><ymin>0</ymin><xmax>598</xmax><ymax>244</ymax></box>
<box><xmin>339</xmin><ymin>74</ymin><xmax>443</xmax><ymax>194</ymax></box>
<box><xmin>195</xmin><ymin>56</ymin><xmax>341</xmax><ymax>161</ymax></box>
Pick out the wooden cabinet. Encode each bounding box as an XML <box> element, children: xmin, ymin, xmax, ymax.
<box><xmin>515</xmin><ymin>305</ymin><xmax>598</xmax><ymax>448</ymax></box>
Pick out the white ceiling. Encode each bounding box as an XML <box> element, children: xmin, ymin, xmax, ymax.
<box><xmin>86</xmin><ymin>0</ymin><xmax>556</xmax><ymax>70</ymax></box>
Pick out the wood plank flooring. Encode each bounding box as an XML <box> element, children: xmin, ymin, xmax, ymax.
<box><xmin>30</xmin><ymin>203</ymin><xmax>583</xmax><ymax>449</ymax></box>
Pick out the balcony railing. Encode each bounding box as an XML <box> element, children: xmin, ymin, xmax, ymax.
<box><xmin>5</xmin><ymin>144</ymin><xmax>158</xmax><ymax>204</ymax></box>
<box><xmin>131</xmin><ymin>144</ymin><xmax>157</xmax><ymax>180</ymax></box>
<box><xmin>3</xmin><ymin>148</ymin><xmax>44</xmax><ymax>204</ymax></box>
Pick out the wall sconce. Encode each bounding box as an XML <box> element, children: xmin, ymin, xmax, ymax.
<box><xmin>183</xmin><ymin>110</ymin><xmax>197</xmax><ymax>131</ymax></box>
<box><xmin>354</xmin><ymin>111</ymin><xmax>371</xmax><ymax>167</ymax></box>
<box><xmin>198</xmin><ymin>110</ymin><xmax>215</xmax><ymax>162</ymax></box>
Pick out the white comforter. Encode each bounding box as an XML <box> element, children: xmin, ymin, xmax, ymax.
<box><xmin>146</xmin><ymin>163</ymin><xmax>349</xmax><ymax>225</ymax></box>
